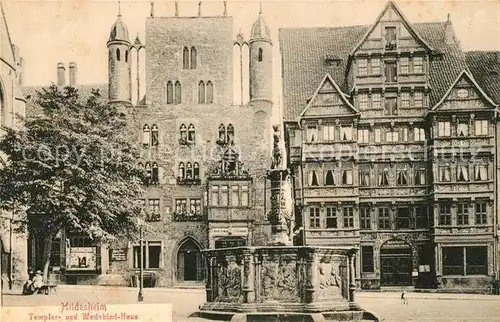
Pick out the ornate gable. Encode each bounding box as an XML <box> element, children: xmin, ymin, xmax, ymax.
<box><xmin>350</xmin><ymin>1</ymin><xmax>432</xmax><ymax>55</ymax></box>
<box><xmin>300</xmin><ymin>74</ymin><xmax>358</xmax><ymax>118</ymax></box>
<box><xmin>432</xmin><ymin>70</ymin><xmax>497</xmax><ymax>111</ymax></box>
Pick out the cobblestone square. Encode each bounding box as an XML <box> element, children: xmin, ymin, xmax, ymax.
<box><xmin>2</xmin><ymin>286</ymin><xmax>499</xmax><ymax>322</ymax></box>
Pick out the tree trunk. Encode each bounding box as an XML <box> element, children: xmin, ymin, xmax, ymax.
<box><xmin>41</xmin><ymin>234</ymin><xmax>54</xmax><ymax>283</ymax></box>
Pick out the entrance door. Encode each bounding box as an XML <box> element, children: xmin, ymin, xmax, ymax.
<box><xmin>183</xmin><ymin>251</ymin><xmax>197</xmax><ymax>281</ymax></box>
<box><xmin>380</xmin><ymin>241</ymin><xmax>412</xmax><ymax>286</ymax></box>
<box><xmin>176</xmin><ymin>238</ymin><xmax>202</xmax><ymax>282</ymax></box>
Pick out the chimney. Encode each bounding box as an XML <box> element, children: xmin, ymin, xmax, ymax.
<box><xmin>444</xmin><ymin>13</ymin><xmax>455</xmax><ymax>45</ymax></box>
<box><xmin>69</xmin><ymin>62</ymin><xmax>77</xmax><ymax>87</ymax></box>
<box><xmin>57</xmin><ymin>62</ymin><xmax>66</xmax><ymax>86</ymax></box>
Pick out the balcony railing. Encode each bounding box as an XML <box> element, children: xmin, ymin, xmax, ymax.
<box><xmin>145</xmin><ymin>213</ymin><xmax>161</xmax><ymax>222</ymax></box>
<box><xmin>177</xmin><ymin>177</ymin><xmax>201</xmax><ymax>186</ymax></box>
<box><xmin>173</xmin><ymin>211</ymin><xmax>204</xmax><ymax>222</ymax></box>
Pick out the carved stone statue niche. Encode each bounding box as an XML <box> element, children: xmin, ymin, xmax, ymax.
<box><xmin>271</xmin><ymin>124</ymin><xmax>283</xmax><ymax>170</ymax></box>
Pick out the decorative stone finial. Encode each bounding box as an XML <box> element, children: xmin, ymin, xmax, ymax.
<box><xmin>223</xmin><ymin>1</ymin><xmax>227</xmax><ymax>16</ymax></box>
<box><xmin>117</xmin><ymin>0</ymin><xmax>122</xmax><ymax>17</ymax></box>
<box><xmin>198</xmin><ymin>1</ymin><xmax>202</xmax><ymax>16</ymax></box>
<box><xmin>175</xmin><ymin>1</ymin><xmax>179</xmax><ymax>16</ymax></box>
<box><xmin>150</xmin><ymin>0</ymin><xmax>155</xmax><ymax>17</ymax></box>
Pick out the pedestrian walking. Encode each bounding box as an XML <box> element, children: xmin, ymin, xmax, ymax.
<box><xmin>401</xmin><ymin>290</ymin><xmax>408</xmax><ymax>305</ymax></box>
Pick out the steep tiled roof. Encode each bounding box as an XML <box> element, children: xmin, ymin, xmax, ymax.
<box><xmin>280</xmin><ymin>22</ymin><xmax>469</xmax><ymax>120</ymax></box>
<box><xmin>279</xmin><ymin>25</ymin><xmax>367</xmax><ymax>121</ymax></box>
<box><xmin>414</xmin><ymin>22</ymin><xmax>468</xmax><ymax>109</ymax></box>
<box><xmin>22</xmin><ymin>84</ymin><xmax>108</xmax><ymax>118</ymax></box>
<box><xmin>465</xmin><ymin>51</ymin><xmax>500</xmax><ymax>104</ymax></box>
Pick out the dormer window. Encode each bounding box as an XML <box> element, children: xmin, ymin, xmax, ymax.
<box><xmin>385</xmin><ymin>27</ymin><xmax>397</xmax><ymax>50</ymax></box>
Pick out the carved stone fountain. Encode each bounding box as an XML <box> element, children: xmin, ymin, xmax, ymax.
<box><xmin>197</xmin><ymin>126</ymin><xmax>375</xmax><ymax>321</ymax></box>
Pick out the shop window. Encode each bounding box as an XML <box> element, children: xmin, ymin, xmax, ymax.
<box><xmin>442</xmin><ymin>247</ymin><xmax>463</xmax><ymax>275</ymax></box>
<box><xmin>133</xmin><ymin>241</ymin><xmax>162</xmax><ymax>269</ymax></box>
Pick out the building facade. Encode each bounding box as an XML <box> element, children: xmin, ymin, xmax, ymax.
<box><xmin>281</xmin><ymin>1</ymin><xmax>500</xmax><ymax>292</ymax></box>
<box><xmin>24</xmin><ymin>4</ymin><xmax>274</xmax><ymax>287</ymax></box>
<box><xmin>0</xmin><ymin>2</ymin><xmax>28</xmax><ymax>287</ymax></box>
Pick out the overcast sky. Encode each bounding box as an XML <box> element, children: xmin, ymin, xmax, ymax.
<box><xmin>4</xmin><ymin>0</ymin><xmax>500</xmax><ymax>89</ymax></box>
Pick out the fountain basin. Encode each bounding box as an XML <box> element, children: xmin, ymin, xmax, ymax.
<box><xmin>198</xmin><ymin>246</ymin><xmax>374</xmax><ymax>321</ymax></box>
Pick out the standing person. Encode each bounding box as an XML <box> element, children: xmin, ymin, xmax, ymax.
<box><xmin>401</xmin><ymin>290</ymin><xmax>408</xmax><ymax>305</ymax></box>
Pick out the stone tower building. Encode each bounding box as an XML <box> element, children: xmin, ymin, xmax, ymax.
<box><xmin>107</xmin><ymin>12</ymin><xmax>132</xmax><ymax>104</ymax></box>
<box><xmin>96</xmin><ymin>3</ymin><xmax>274</xmax><ymax>287</ymax></box>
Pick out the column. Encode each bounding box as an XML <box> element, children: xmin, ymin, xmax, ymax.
<box><xmin>305</xmin><ymin>250</ymin><xmax>319</xmax><ymax>304</ymax></box>
<box><xmin>205</xmin><ymin>257</ymin><xmax>213</xmax><ymax>302</ymax></box>
<box><xmin>242</xmin><ymin>251</ymin><xmax>255</xmax><ymax>304</ymax></box>
<box><xmin>349</xmin><ymin>251</ymin><xmax>356</xmax><ymax>302</ymax></box>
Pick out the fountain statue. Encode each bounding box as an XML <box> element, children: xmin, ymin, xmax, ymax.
<box><xmin>196</xmin><ymin>125</ymin><xmax>376</xmax><ymax>321</ymax></box>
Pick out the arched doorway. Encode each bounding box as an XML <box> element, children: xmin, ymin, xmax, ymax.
<box><xmin>176</xmin><ymin>238</ymin><xmax>203</xmax><ymax>282</ymax></box>
<box><xmin>380</xmin><ymin>239</ymin><xmax>412</xmax><ymax>286</ymax></box>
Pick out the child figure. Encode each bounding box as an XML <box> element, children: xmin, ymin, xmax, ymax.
<box><xmin>401</xmin><ymin>290</ymin><xmax>408</xmax><ymax>305</ymax></box>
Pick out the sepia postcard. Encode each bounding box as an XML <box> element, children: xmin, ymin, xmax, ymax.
<box><xmin>0</xmin><ymin>0</ymin><xmax>499</xmax><ymax>321</ymax></box>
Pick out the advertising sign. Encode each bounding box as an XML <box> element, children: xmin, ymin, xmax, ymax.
<box><xmin>67</xmin><ymin>247</ymin><xmax>97</xmax><ymax>270</ymax></box>
<box><xmin>110</xmin><ymin>248</ymin><xmax>127</xmax><ymax>261</ymax></box>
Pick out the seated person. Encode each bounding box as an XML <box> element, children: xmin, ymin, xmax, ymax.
<box><xmin>30</xmin><ymin>270</ymin><xmax>44</xmax><ymax>294</ymax></box>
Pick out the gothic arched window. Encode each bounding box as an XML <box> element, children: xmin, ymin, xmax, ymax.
<box><xmin>193</xmin><ymin>162</ymin><xmax>200</xmax><ymax>179</ymax></box>
<box><xmin>143</xmin><ymin>125</ymin><xmax>151</xmax><ymax>146</ymax></box>
<box><xmin>186</xmin><ymin>162</ymin><xmax>193</xmax><ymax>179</ymax></box>
<box><xmin>218</xmin><ymin>124</ymin><xmax>226</xmax><ymax>142</ymax></box>
<box><xmin>206</xmin><ymin>81</ymin><xmax>214</xmax><ymax>104</ymax></box>
<box><xmin>152</xmin><ymin>162</ymin><xmax>159</xmax><ymax>184</ymax></box>
<box><xmin>188</xmin><ymin>124</ymin><xmax>195</xmax><ymax>142</ymax></box>
<box><xmin>180</xmin><ymin>124</ymin><xmax>187</xmax><ymax>140</ymax></box>
<box><xmin>258</xmin><ymin>48</ymin><xmax>263</xmax><ymax>62</ymax></box>
<box><xmin>190</xmin><ymin>46</ymin><xmax>197</xmax><ymax>69</ymax></box>
<box><xmin>116</xmin><ymin>48</ymin><xmax>121</xmax><ymax>61</ymax></box>
<box><xmin>178</xmin><ymin>162</ymin><xmax>185</xmax><ymax>179</ymax></box>
<box><xmin>227</xmin><ymin>124</ymin><xmax>235</xmax><ymax>144</ymax></box>
<box><xmin>166</xmin><ymin>81</ymin><xmax>173</xmax><ymax>104</ymax></box>
<box><xmin>151</xmin><ymin>124</ymin><xmax>159</xmax><ymax>146</ymax></box>
<box><xmin>145</xmin><ymin>162</ymin><xmax>152</xmax><ymax>182</ymax></box>
<box><xmin>125</xmin><ymin>50</ymin><xmax>129</xmax><ymax>63</ymax></box>
<box><xmin>198</xmin><ymin>81</ymin><xmax>205</xmax><ymax>104</ymax></box>
<box><xmin>183</xmin><ymin>47</ymin><xmax>189</xmax><ymax>69</ymax></box>
<box><xmin>174</xmin><ymin>81</ymin><xmax>182</xmax><ymax>104</ymax></box>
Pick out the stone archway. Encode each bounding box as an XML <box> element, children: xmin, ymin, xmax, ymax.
<box><xmin>176</xmin><ymin>237</ymin><xmax>203</xmax><ymax>282</ymax></box>
<box><xmin>380</xmin><ymin>238</ymin><xmax>412</xmax><ymax>286</ymax></box>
